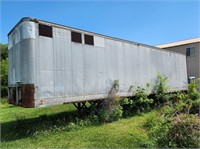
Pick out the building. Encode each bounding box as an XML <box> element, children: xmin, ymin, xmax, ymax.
<box><xmin>8</xmin><ymin>17</ymin><xmax>187</xmax><ymax>107</ymax></box>
<box><xmin>156</xmin><ymin>38</ymin><xmax>200</xmax><ymax>84</ymax></box>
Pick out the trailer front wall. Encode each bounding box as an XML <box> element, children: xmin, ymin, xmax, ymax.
<box><xmin>8</xmin><ymin>21</ymin><xmax>36</xmax><ymax>106</ymax></box>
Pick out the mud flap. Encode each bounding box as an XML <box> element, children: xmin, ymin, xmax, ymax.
<box><xmin>8</xmin><ymin>84</ymin><xmax>35</xmax><ymax>108</ymax></box>
<box><xmin>21</xmin><ymin>84</ymin><xmax>35</xmax><ymax>108</ymax></box>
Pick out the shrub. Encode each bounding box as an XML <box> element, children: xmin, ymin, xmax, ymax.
<box><xmin>97</xmin><ymin>80</ymin><xmax>123</xmax><ymax>122</ymax></box>
<box><xmin>187</xmin><ymin>78</ymin><xmax>200</xmax><ymax>114</ymax></box>
<box><xmin>144</xmin><ymin>111</ymin><xmax>200</xmax><ymax>148</ymax></box>
<box><xmin>75</xmin><ymin>117</ymin><xmax>92</xmax><ymax>127</ymax></box>
<box><xmin>188</xmin><ymin>78</ymin><xmax>200</xmax><ymax>100</ymax></box>
<box><xmin>109</xmin><ymin>104</ymin><xmax>123</xmax><ymax>121</ymax></box>
<box><xmin>98</xmin><ymin>96</ymin><xmax>123</xmax><ymax>122</ymax></box>
<box><xmin>120</xmin><ymin>97</ymin><xmax>134</xmax><ymax>117</ymax></box>
<box><xmin>154</xmin><ymin>73</ymin><xmax>168</xmax><ymax>94</ymax></box>
<box><xmin>85</xmin><ymin>80</ymin><xmax>123</xmax><ymax>123</ymax></box>
<box><xmin>1</xmin><ymin>86</ymin><xmax>8</xmax><ymax>98</ymax></box>
<box><xmin>143</xmin><ymin>110</ymin><xmax>170</xmax><ymax>145</ymax></box>
<box><xmin>133</xmin><ymin>86</ymin><xmax>154</xmax><ymax>112</ymax></box>
<box><xmin>173</xmin><ymin>79</ymin><xmax>200</xmax><ymax>114</ymax></box>
<box><xmin>154</xmin><ymin>73</ymin><xmax>168</xmax><ymax>105</ymax></box>
<box><xmin>121</xmin><ymin>83</ymin><xmax>153</xmax><ymax>116</ymax></box>
<box><xmin>87</xmin><ymin>114</ymin><xmax>99</xmax><ymax>125</ymax></box>
<box><xmin>166</xmin><ymin>114</ymin><xmax>200</xmax><ymax>148</ymax></box>
<box><xmin>1</xmin><ymin>97</ymin><xmax>8</xmax><ymax>104</ymax></box>
<box><xmin>143</xmin><ymin>112</ymin><xmax>164</xmax><ymax>130</ymax></box>
<box><xmin>144</xmin><ymin>78</ymin><xmax>200</xmax><ymax>148</ymax></box>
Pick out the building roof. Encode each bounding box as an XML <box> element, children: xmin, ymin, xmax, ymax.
<box><xmin>156</xmin><ymin>37</ymin><xmax>200</xmax><ymax>48</ymax></box>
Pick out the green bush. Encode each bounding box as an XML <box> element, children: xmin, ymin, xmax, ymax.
<box><xmin>75</xmin><ymin>117</ymin><xmax>92</xmax><ymax>127</ymax></box>
<box><xmin>166</xmin><ymin>114</ymin><xmax>200</xmax><ymax>148</ymax></box>
<box><xmin>120</xmin><ymin>97</ymin><xmax>134</xmax><ymax>117</ymax></box>
<box><xmin>94</xmin><ymin>80</ymin><xmax>123</xmax><ymax>122</ymax></box>
<box><xmin>188</xmin><ymin>78</ymin><xmax>200</xmax><ymax>100</ymax></box>
<box><xmin>98</xmin><ymin>96</ymin><xmax>123</xmax><ymax>122</ymax></box>
<box><xmin>1</xmin><ymin>97</ymin><xmax>8</xmax><ymax>104</ymax></box>
<box><xmin>87</xmin><ymin>114</ymin><xmax>99</xmax><ymax>125</ymax></box>
<box><xmin>154</xmin><ymin>73</ymin><xmax>168</xmax><ymax>94</ymax></box>
<box><xmin>143</xmin><ymin>109</ymin><xmax>171</xmax><ymax>139</ymax></box>
<box><xmin>154</xmin><ymin>73</ymin><xmax>169</xmax><ymax>105</ymax></box>
<box><xmin>143</xmin><ymin>112</ymin><xmax>164</xmax><ymax>130</ymax></box>
<box><xmin>173</xmin><ymin>79</ymin><xmax>200</xmax><ymax>114</ymax></box>
<box><xmin>187</xmin><ymin>79</ymin><xmax>200</xmax><ymax>114</ymax></box>
<box><xmin>109</xmin><ymin>104</ymin><xmax>123</xmax><ymax>121</ymax></box>
<box><xmin>144</xmin><ymin>78</ymin><xmax>200</xmax><ymax>148</ymax></box>
<box><xmin>1</xmin><ymin>86</ymin><xmax>8</xmax><ymax>98</ymax></box>
<box><xmin>134</xmin><ymin>86</ymin><xmax>153</xmax><ymax>112</ymax></box>
<box><xmin>144</xmin><ymin>110</ymin><xmax>200</xmax><ymax>148</ymax></box>
<box><xmin>121</xmin><ymin>84</ymin><xmax>153</xmax><ymax>117</ymax></box>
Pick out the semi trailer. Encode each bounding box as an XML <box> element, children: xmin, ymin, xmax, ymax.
<box><xmin>8</xmin><ymin>17</ymin><xmax>188</xmax><ymax>107</ymax></box>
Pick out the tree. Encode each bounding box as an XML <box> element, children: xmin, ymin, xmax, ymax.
<box><xmin>0</xmin><ymin>43</ymin><xmax>8</xmax><ymax>60</ymax></box>
<box><xmin>0</xmin><ymin>43</ymin><xmax>8</xmax><ymax>97</ymax></box>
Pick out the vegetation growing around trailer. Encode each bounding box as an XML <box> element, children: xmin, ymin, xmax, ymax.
<box><xmin>0</xmin><ymin>42</ymin><xmax>199</xmax><ymax>148</ymax></box>
<box><xmin>1</xmin><ymin>73</ymin><xmax>200</xmax><ymax>148</ymax></box>
<box><xmin>143</xmin><ymin>78</ymin><xmax>200</xmax><ymax>148</ymax></box>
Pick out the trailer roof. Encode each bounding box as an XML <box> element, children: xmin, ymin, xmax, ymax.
<box><xmin>8</xmin><ymin>17</ymin><xmax>185</xmax><ymax>55</ymax></box>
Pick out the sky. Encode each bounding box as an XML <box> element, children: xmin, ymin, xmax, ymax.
<box><xmin>0</xmin><ymin>0</ymin><xmax>199</xmax><ymax>46</ymax></box>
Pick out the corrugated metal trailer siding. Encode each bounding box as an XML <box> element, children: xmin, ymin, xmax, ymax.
<box><xmin>163</xmin><ymin>42</ymin><xmax>200</xmax><ymax>80</ymax></box>
<box><xmin>33</xmin><ymin>24</ymin><xmax>187</xmax><ymax>106</ymax></box>
<box><xmin>8</xmin><ymin>18</ymin><xmax>188</xmax><ymax>107</ymax></box>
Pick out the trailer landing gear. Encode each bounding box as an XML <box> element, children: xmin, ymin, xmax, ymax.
<box><xmin>72</xmin><ymin>100</ymin><xmax>103</xmax><ymax>113</ymax></box>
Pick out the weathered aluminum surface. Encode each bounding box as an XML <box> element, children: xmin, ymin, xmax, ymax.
<box><xmin>8</xmin><ymin>19</ymin><xmax>188</xmax><ymax>107</ymax></box>
<box><xmin>8</xmin><ymin>39</ymin><xmax>35</xmax><ymax>86</ymax></box>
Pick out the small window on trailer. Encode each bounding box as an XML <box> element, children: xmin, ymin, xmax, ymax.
<box><xmin>71</xmin><ymin>31</ymin><xmax>82</xmax><ymax>43</ymax></box>
<box><xmin>186</xmin><ymin>47</ymin><xmax>195</xmax><ymax>57</ymax></box>
<box><xmin>84</xmin><ymin>34</ymin><xmax>94</xmax><ymax>45</ymax></box>
<box><xmin>39</xmin><ymin>24</ymin><xmax>53</xmax><ymax>38</ymax></box>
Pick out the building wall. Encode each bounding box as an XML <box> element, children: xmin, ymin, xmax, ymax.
<box><xmin>162</xmin><ymin>42</ymin><xmax>200</xmax><ymax>80</ymax></box>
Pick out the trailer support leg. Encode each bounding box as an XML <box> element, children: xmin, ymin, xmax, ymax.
<box><xmin>72</xmin><ymin>100</ymin><xmax>103</xmax><ymax>113</ymax></box>
<box><xmin>73</xmin><ymin>103</ymin><xmax>82</xmax><ymax>113</ymax></box>
<box><xmin>78</xmin><ymin>103</ymin><xmax>81</xmax><ymax>112</ymax></box>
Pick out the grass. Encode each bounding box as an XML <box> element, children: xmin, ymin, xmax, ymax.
<box><xmin>0</xmin><ymin>103</ymin><xmax>75</xmax><ymax>123</ymax></box>
<box><xmin>0</xmin><ymin>102</ymin><xmax>157</xmax><ymax>148</ymax></box>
